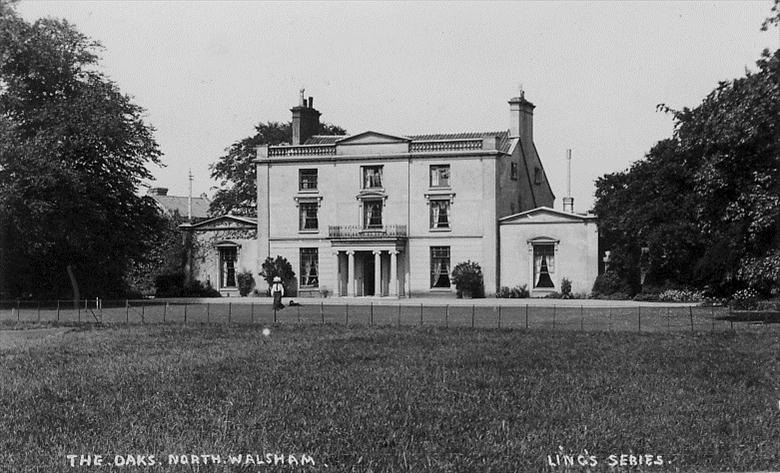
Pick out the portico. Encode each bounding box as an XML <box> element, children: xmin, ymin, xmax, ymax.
<box><xmin>330</xmin><ymin>225</ymin><xmax>406</xmax><ymax>297</ymax></box>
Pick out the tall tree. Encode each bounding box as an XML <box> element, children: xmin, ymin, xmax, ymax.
<box><xmin>594</xmin><ymin>46</ymin><xmax>779</xmax><ymax>296</ymax></box>
<box><xmin>0</xmin><ymin>5</ymin><xmax>163</xmax><ymax>298</ymax></box>
<box><xmin>209</xmin><ymin>122</ymin><xmax>345</xmax><ymax>216</ymax></box>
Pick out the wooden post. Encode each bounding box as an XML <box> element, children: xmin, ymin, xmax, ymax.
<box><xmin>321</xmin><ymin>302</ymin><xmax>324</xmax><ymax>324</ymax></box>
<box><xmin>608</xmin><ymin>307</ymin><xmax>612</xmax><ymax>331</ymax></box>
<box><xmin>552</xmin><ymin>305</ymin><xmax>556</xmax><ymax>330</ymax></box>
<box><xmin>667</xmin><ymin>306</ymin><xmax>671</xmax><ymax>331</ymax></box>
<box><xmin>57</xmin><ymin>300</ymin><xmax>60</xmax><ymax>322</ymax></box>
<box><xmin>637</xmin><ymin>306</ymin><xmax>641</xmax><ymax>333</ymax></box>
<box><xmin>78</xmin><ymin>301</ymin><xmax>81</xmax><ymax>323</ymax></box>
<box><xmin>273</xmin><ymin>304</ymin><xmax>277</xmax><ymax>324</ymax></box>
<box><xmin>419</xmin><ymin>303</ymin><xmax>423</xmax><ymax>327</ymax></box>
<box><xmin>729</xmin><ymin>304</ymin><xmax>733</xmax><ymax>330</ymax></box>
<box><xmin>184</xmin><ymin>302</ymin><xmax>188</xmax><ymax>323</ymax></box>
<box><xmin>125</xmin><ymin>300</ymin><xmax>129</xmax><ymax>324</ymax></box>
<box><xmin>297</xmin><ymin>304</ymin><xmax>301</xmax><ymax>324</ymax></box>
<box><xmin>498</xmin><ymin>306</ymin><xmax>502</xmax><ymax>329</ymax></box>
<box><xmin>345</xmin><ymin>303</ymin><xmax>349</xmax><ymax>326</ymax></box>
<box><xmin>163</xmin><ymin>302</ymin><xmax>167</xmax><ymax>323</ymax></box>
<box><xmin>689</xmin><ymin>306</ymin><xmax>694</xmax><ymax>331</ymax></box>
<box><xmin>140</xmin><ymin>303</ymin><xmax>144</xmax><ymax>324</ymax></box>
<box><xmin>250</xmin><ymin>302</ymin><xmax>253</xmax><ymax>324</ymax></box>
<box><xmin>525</xmin><ymin>304</ymin><xmax>529</xmax><ymax>329</ymax></box>
<box><xmin>711</xmin><ymin>306</ymin><xmax>715</xmax><ymax>331</ymax></box>
<box><xmin>580</xmin><ymin>305</ymin><xmax>584</xmax><ymax>332</ymax></box>
<box><xmin>445</xmin><ymin>305</ymin><xmax>449</xmax><ymax>328</ymax></box>
<box><xmin>370</xmin><ymin>302</ymin><xmax>373</xmax><ymax>326</ymax></box>
<box><xmin>228</xmin><ymin>302</ymin><xmax>232</xmax><ymax>324</ymax></box>
<box><xmin>37</xmin><ymin>301</ymin><xmax>40</xmax><ymax>322</ymax></box>
<box><xmin>207</xmin><ymin>303</ymin><xmax>210</xmax><ymax>324</ymax></box>
<box><xmin>397</xmin><ymin>304</ymin><xmax>401</xmax><ymax>327</ymax></box>
<box><xmin>471</xmin><ymin>305</ymin><xmax>475</xmax><ymax>328</ymax></box>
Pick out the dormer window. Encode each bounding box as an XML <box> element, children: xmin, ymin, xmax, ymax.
<box><xmin>430</xmin><ymin>165</ymin><xmax>450</xmax><ymax>187</ymax></box>
<box><xmin>362</xmin><ymin>166</ymin><xmax>383</xmax><ymax>189</ymax></box>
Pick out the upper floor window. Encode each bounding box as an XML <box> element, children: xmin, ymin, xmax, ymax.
<box><xmin>510</xmin><ymin>162</ymin><xmax>518</xmax><ymax>180</ymax></box>
<box><xmin>362</xmin><ymin>166</ymin><xmax>383</xmax><ymax>189</ymax></box>
<box><xmin>430</xmin><ymin>165</ymin><xmax>450</xmax><ymax>187</ymax></box>
<box><xmin>299</xmin><ymin>202</ymin><xmax>318</xmax><ymax>231</ymax></box>
<box><xmin>363</xmin><ymin>200</ymin><xmax>383</xmax><ymax>229</ymax></box>
<box><xmin>430</xmin><ymin>200</ymin><xmax>450</xmax><ymax>229</ymax></box>
<box><xmin>299</xmin><ymin>169</ymin><xmax>318</xmax><ymax>190</ymax></box>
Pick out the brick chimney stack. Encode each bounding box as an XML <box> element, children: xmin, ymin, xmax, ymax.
<box><xmin>508</xmin><ymin>91</ymin><xmax>535</xmax><ymax>144</ymax></box>
<box><xmin>291</xmin><ymin>89</ymin><xmax>321</xmax><ymax>145</ymax></box>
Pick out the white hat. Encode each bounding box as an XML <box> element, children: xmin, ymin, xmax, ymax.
<box><xmin>273</xmin><ymin>276</ymin><xmax>282</xmax><ymax>282</ymax></box>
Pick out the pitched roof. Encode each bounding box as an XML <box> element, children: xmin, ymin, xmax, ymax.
<box><xmin>150</xmin><ymin>194</ymin><xmax>211</xmax><ymax>219</ymax></box>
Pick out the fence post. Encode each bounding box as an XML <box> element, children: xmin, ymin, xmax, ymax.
<box><xmin>420</xmin><ymin>303</ymin><xmax>423</xmax><ymax>327</ymax></box>
<box><xmin>321</xmin><ymin>302</ymin><xmax>324</xmax><ymax>324</ymax></box>
<box><xmin>608</xmin><ymin>307</ymin><xmax>612</xmax><ymax>331</ymax></box>
<box><xmin>637</xmin><ymin>306</ymin><xmax>641</xmax><ymax>333</ymax></box>
<box><xmin>445</xmin><ymin>305</ymin><xmax>449</xmax><ymax>328</ymax></box>
<box><xmin>689</xmin><ymin>306</ymin><xmax>694</xmax><ymax>331</ymax></box>
<box><xmin>140</xmin><ymin>303</ymin><xmax>144</xmax><ymax>324</ymax></box>
<box><xmin>397</xmin><ymin>304</ymin><xmax>401</xmax><ymax>327</ymax></box>
<box><xmin>580</xmin><ymin>305</ymin><xmax>584</xmax><ymax>332</ymax></box>
<box><xmin>126</xmin><ymin>300</ymin><xmax>129</xmax><ymax>324</ymax></box>
<box><xmin>249</xmin><ymin>302</ymin><xmax>253</xmax><ymax>324</ymax></box>
<box><xmin>729</xmin><ymin>304</ymin><xmax>733</xmax><ymax>330</ymax></box>
<box><xmin>163</xmin><ymin>302</ymin><xmax>167</xmax><ymax>323</ymax></box>
<box><xmin>207</xmin><ymin>303</ymin><xmax>210</xmax><ymax>324</ymax></box>
<box><xmin>185</xmin><ymin>302</ymin><xmax>188</xmax><ymax>324</ymax></box>
<box><xmin>667</xmin><ymin>306</ymin><xmax>670</xmax><ymax>331</ymax></box>
<box><xmin>711</xmin><ymin>306</ymin><xmax>715</xmax><ymax>331</ymax></box>
<box><xmin>498</xmin><ymin>305</ymin><xmax>501</xmax><ymax>329</ymax></box>
<box><xmin>17</xmin><ymin>299</ymin><xmax>20</xmax><ymax>322</ymax></box>
<box><xmin>37</xmin><ymin>301</ymin><xmax>40</xmax><ymax>322</ymax></box>
<box><xmin>57</xmin><ymin>299</ymin><xmax>60</xmax><ymax>322</ymax></box>
<box><xmin>370</xmin><ymin>302</ymin><xmax>373</xmax><ymax>326</ymax></box>
<box><xmin>228</xmin><ymin>302</ymin><xmax>232</xmax><ymax>324</ymax></box>
<box><xmin>525</xmin><ymin>304</ymin><xmax>529</xmax><ymax>329</ymax></box>
<box><xmin>471</xmin><ymin>305</ymin><xmax>475</xmax><ymax>328</ymax></box>
<box><xmin>552</xmin><ymin>305</ymin><xmax>556</xmax><ymax>330</ymax></box>
<box><xmin>78</xmin><ymin>300</ymin><xmax>81</xmax><ymax>323</ymax></box>
<box><xmin>298</xmin><ymin>304</ymin><xmax>301</xmax><ymax>324</ymax></box>
<box><xmin>345</xmin><ymin>303</ymin><xmax>348</xmax><ymax>326</ymax></box>
<box><xmin>274</xmin><ymin>304</ymin><xmax>277</xmax><ymax>324</ymax></box>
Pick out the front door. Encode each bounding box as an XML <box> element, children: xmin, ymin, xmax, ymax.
<box><xmin>363</xmin><ymin>255</ymin><xmax>375</xmax><ymax>296</ymax></box>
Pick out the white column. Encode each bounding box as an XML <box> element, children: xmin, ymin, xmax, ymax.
<box><xmin>347</xmin><ymin>250</ymin><xmax>355</xmax><ymax>297</ymax></box>
<box><xmin>389</xmin><ymin>250</ymin><xmax>398</xmax><ymax>297</ymax></box>
<box><xmin>333</xmin><ymin>251</ymin><xmax>341</xmax><ymax>296</ymax></box>
<box><xmin>373</xmin><ymin>250</ymin><xmax>382</xmax><ymax>297</ymax></box>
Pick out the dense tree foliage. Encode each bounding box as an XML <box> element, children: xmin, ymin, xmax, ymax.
<box><xmin>0</xmin><ymin>4</ymin><xmax>164</xmax><ymax>298</ymax></box>
<box><xmin>209</xmin><ymin>122</ymin><xmax>345</xmax><ymax>217</ymax></box>
<box><xmin>594</xmin><ymin>47</ymin><xmax>779</xmax><ymax>297</ymax></box>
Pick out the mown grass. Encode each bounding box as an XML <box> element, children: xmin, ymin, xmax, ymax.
<box><xmin>1</xmin><ymin>324</ymin><xmax>778</xmax><ymax>472</ymax></box>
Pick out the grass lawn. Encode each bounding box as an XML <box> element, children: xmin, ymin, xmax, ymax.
<box><xmin>1</xmin><ymin>324</ymin><xmax>778</xmax><ymax>472</ymax></box>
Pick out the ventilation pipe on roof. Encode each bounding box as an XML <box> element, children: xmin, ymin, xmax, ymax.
<box><xmin>563</xmin><ymin>149</ymin><xmax>574</xmax><ymax>213</ymax></box>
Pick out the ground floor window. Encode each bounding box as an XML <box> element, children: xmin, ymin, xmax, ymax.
<box><xmin>300</xmin><ymin>248</ymin><xmax>319</xmax><ymax>288</ymax></box>
<box><xmin>219</xmin><ymin>247</ymin><xmax>237</xmax><ymax>288</ymax></box>
<box><xmin>430</xmin><ymin>246</ymin><xmax>451</xmax><ymax>288</ymax></box>
<box><xmin>533</xmin><ymin>244</ymin><xmax>555</xmax><ymax>288</ymax></box>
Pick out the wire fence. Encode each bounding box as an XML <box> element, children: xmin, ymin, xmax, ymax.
<box><xmin>0</xmin><ymin>299</ymin><xmax>778</xmax><ymax>333</ymax></box>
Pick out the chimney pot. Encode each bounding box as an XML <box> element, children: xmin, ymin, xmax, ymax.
<box><xmin>291</xmin><ymin>95</ymin><xmax>321</xmax><ymax>145</ymax></box>
<box><xmin>308</xmin><ymin>97</ymin><xmax>314</xmax><ymax>108</ymax></box>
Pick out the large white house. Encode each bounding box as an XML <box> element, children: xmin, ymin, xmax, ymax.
<box><xmin>185</xmin><ymin>92</ymin><xmax>598</xmax><ymax>297</ymax></box>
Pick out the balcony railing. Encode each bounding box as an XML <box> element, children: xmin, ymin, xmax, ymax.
<box><xmin>409</xmin><ymin>139</ymin><xmax>483</xmax><ymax>153</ymax></box>
<box><xmin>268</xmin><ymin>145</ymin><xmax>336</xmax><ymax>157</ymax></box>
<box><xmin>329</xmin><ymin>225</ymin><xmax>407</xmax><ymax>239</ymax></box>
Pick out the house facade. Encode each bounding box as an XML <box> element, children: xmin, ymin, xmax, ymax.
<box><xmin>254</xmin><ymin>92</ymin><xmax>570</xmax><ymax>298</ymax></box>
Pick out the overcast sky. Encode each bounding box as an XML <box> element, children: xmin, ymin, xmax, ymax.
<box><xmin>17</xmin><ymin>1</ymin><xmax>777</xmax><ymax>211</ymax></box>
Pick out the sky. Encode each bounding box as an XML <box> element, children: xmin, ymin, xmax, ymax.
<box><xmin>17</xmin><ymin>1</ymin><xmax>778</xmax><ymax>212</ymax></box>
